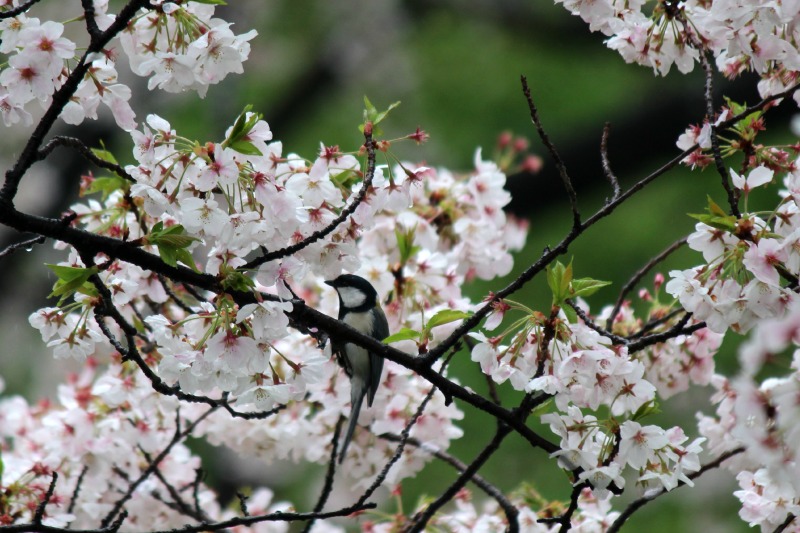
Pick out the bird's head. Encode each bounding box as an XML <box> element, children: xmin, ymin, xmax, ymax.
<box><xmin>324</xmin><ymin>274</ymin><xmax>378</xmax><ymax>310</ymax></box>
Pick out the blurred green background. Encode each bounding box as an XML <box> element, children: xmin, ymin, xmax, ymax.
<box><xmin>3</xmin><ymin>0</ymin><xmax>796</xmax><ymax>531</ymax></box>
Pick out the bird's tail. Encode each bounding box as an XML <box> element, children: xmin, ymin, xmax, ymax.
<box><xmin>338</xmin><ymin>384</ymin><xmax>365</xmax><ymax>463</ymax></box>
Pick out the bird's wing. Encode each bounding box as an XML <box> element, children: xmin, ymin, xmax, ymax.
<box><xmin>367</xmin><ymin>307</ymin><xmax>389</xmax><ymax>406</ymax></box>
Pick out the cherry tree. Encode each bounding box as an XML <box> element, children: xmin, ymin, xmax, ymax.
<box><xmin>0</xmin><ymin>0</ymin><xmax>798</xmax><ymax>531</ymax></box>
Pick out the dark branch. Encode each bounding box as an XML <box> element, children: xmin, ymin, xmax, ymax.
<box><xmin>601</xmin><ymin>122</ymin><xmax>621</xmax><ymax>202</ymax></box>
<box><xmin>701</xmin><ymin>50</ymin><xmax>740</xmax><ymax>218</ymax></box>
<box><xmin>521</xmin><ymin>76</ymin><xmax>580</xmax><ymax>228</ymax></box>
<box><xmin>101</xmin><ymin>406</ymin><xmax>218</xmax><ymax>528</ymax></box>
<box><xmin>606</xmin><ymin>236</ymin><xmax>688</xmax><ymax>331</ymax></box>
<box><xmin>0</xmin><ymin>234</ymin><xmax>45</xmax><ymax>259</ymax></box>
<box><xmin>404</xmin><ymin>423</ymin><xmax>513</xmax><ymax>532</ymax></box>
<box><xmin>37</xmin><ymin>136</ymin><xmax>133</xmax><ymax>182</ymax></box>
<box><xmin>380</xmin><ymin>432</ymin><xmax>519</xmax><ymax>532</ymax></box>
<box><xmin>357</xmin><ymin>362</ymin><xmax>448</xmax><ymax>507</ymax></box>
<box><xmin>775</xmin><ymin>514</ymin><xmax>797</xmax><ymax>533</ymax></box>
<box><xmin>300</xmin><ymin>417</ymin><xmax>344</xmax><ymax>533</ymax></box>
<box><xmin>33</xmin><ymin>473</ymin><xmax>59</xmax><ymax>524</ymax></box>
<box><xmin>0</xmin><ymin>0</ymin><xmax>42</xmax><ymax>19</ymax></box>
<box><xmin>537</xmin><ymin>483</ymin><xmax>586</xmax><ymax>532</ymax></box>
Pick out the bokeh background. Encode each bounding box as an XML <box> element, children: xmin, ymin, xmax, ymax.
<box><xmin>1</xmin><ymin>1</ymin><xmax>794</xmax><ymax>531</ymax></box>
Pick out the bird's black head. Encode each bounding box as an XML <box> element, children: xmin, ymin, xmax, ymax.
<box><xmin>325</xmin><ymin>274</ymin><xmax>378</xmax><ymax>311</ymax></box>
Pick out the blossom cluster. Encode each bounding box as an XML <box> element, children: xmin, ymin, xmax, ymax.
<box><xmin>23</xmin><ymin>98</ymin><xmax>526</xmax><ymax>495</ymax></box>
<box><xmin>0</xmin><ymin>0</ymin><xmax>255</xmax><ymax>130</ymax></box>
<box><xmin>0</xmin><ymin>360</ymin><xmax>293</xmax><ymax>531</ymax></box>
<box><xmin>695</xmin><ymin>300</ymin><xmax>800</xmax><ymax>532</ymax></box>
<box><xmin>468</xmin><ymin>287</ymin><xmax>713</xmax><ymax>499</ymax></box>
<box><xmin>557</xmin><ymin>0</ymin><xmax>800</xmax><ymax>103</ymax></box>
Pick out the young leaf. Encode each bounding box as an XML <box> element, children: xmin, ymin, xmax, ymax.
<box><xmin>225</xmin><ymin>104</ymin><xmax>263</xmax><ymax>154</ymax></box>
<box><xmin>90</xmin><ymin>147</ymin><xmax>118</xmax><ymax>165</ymax></box>
<box><xmin>546</xmin><ymin>259</ymin><xmax>572</xmax><ymax>305</ymax></box>
<box><xmin>360</xmin><ymin>96</ymin><xmax>401</xmax><ymax>134</ymax></box>
<box><xmin>46</xmin><ymin>264</ymin><xmax>100</xmax><ymax>304</ymax></box>
<box><xmin>395</xmin><ymin>226</ymin><xmax>420</xmax><ymax>264</ymax></box>
<box><xmin>426</xmin><ymin>309</ymin><xmax>472</xmax><ymax>329</ymax></box>
<box><xmin>82</xmin><ymin>175</ymin><xmax>129</xmax><ymax>199</ymax></box>
<box><xmin>220</xmin><ymin>268</ymin><xmax>255</xmax><ymax>292</ymax></box>
<box><xmin>383</xmin><ymin>328</ymin><xmax>422</xmax><ymax>343</ymax></box>
<box><xmin>570</xmin><ymin>278</ymin><xmax>611</xmax><ymax>299</ymax></box>
<box><xmin>631</xmin><ymin>400</ymin><xmax>661</xmax><ymax>421</ymax></box>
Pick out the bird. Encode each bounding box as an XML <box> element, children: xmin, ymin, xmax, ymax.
<box><xmin>324</xmin><ymin>274</ymin><xmax>389</xmax><ymax>463</ymax></box>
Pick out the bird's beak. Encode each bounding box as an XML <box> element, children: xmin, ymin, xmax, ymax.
<box><xmin>324</xmin><ymin>280</ymin><xmax>334</xmax><ymax>287</ymax></box>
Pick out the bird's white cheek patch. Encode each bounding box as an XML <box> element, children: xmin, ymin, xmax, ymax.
<box><xmin>337</xmin><ymin>286</ymin><xmax>366</xmax><ymax>308</ymax></box>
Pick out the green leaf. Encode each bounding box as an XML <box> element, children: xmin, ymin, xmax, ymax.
<box><xmin>707</xmin><ymin>195</ymin><xmax>728</xmax><ymax>217</ymax></box>
<box><xmin>46</xmin><ymin>264</ymin><xmax>99</xmax><ymax>304</ymax></box>
<box><xmin>563</xmin><ymin>304</ymin><xmax>578</xmax><ymax>324</ymax></box>
<box><xmin>395</xmin><ymin>226</ymin><xmax>420</xmax><ymax>264</ymax></box>
<box><xmin>144</xmin><ymin>223</ymin><xmax>199</xmax><ymax>270</ymax></box>
<box><xmin>546</xmin><ymin>259</ymin><xmax>573</xmax><ymax>306</ymax></box>
<box><xmin>82</xmin><ymin>175</ymin><xmax>129</xmax><ymax>199</ymax></box>
<box><xmin>631</xmin><ymin>400</ymin><xmax>661</xmax><ymax>421</ymax></box>
<box><xmin>383</xmin><ymin>328</ymin><xmax>421</xmax><ymax>343</ymax></box>
<box><xmin>90</xmin><ymin>147</ymin><xmax>118</xmax><ymax>165</ymax></box>
<box><xmin>189</xmin><ymin>0</ymin><xmax>227</xmax><ymax>6</ymax></box>
<box><xmin>688</xmin><ymin>196</ymin><xmax>737</xmax><ymax>232</ymax></box>
<box><xmin>360</xmin><ymin>96</ymin><xmax>401</xmax><ymax>134</ymax></box>
<box><xmin>570</xmin><ymin>278</ymin><xmax>611</xmax><ymax>299</ymax></box>
<box><xmin>220</xmin><ymin>268</ymin><xmax>255</xmax><ymax>293</ymax></box>
<box><xmin>426</xmin><ymin>309</ymin><xmax>472</xmax><ymax>329</ymax></box>
<box><xmin>225</xmin><ymin>105</ymin><xmax>263</xmax><ymax>151</ymax></box>
<box><xmin>228</xmin><ymin>139</ymin><xmax>263</xmax><ymax>156</ymax></box>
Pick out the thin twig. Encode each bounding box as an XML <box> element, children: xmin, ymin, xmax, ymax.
<box><xmin>537</xmin><ymin>483</ymin><xmax>586</xmax><ymax>532</ymax></box>
<box><xmin>697</xmin><ymin>40</ymin><xmax>740</xmax><ymax>217</ymax></box>
<box><xmin>92</xmin><ymin>293</ymin><xmax>285</xmax><ymax>421</ymax></box>
<box><xmin>0</xmin><ymin>0</ymin><xmax>42</xmax><ymax>19</ymax></box>
<box><xmin>67</xmin><ymin>466</ymin><xmax>89</xmax><ymax>515</ymax></box>
<box><xmin>601</xmin><ymin>122</ymin><xmax>621</xmax><ymax>202</ymax></box>
<box><xmin>157</xmin><ymin>274</ymin><xmax>196</xmax><ymax>314</ymax></box>
<box><xmin>300</xmin><ymin>417</ymin><xmax>344</xmax><ymax>533</ymax></box>
<box><xmin>33</xmin><ymin>473</ymin><xmax>59</xmax><ymax>524</ymax></box>
<box><xmin>628</xmin><ymin>308</ymin><xmax>685</xmax><ymax>339</ymax></box>
<box><xmin>357</xmin><ymin>353</ymin><xmax>453</xmax><ymax>508</ymax></box>
<box><xmin>607</xmin><ymin>446</ymin><xmax>745</xmax><ymax>533</ymax></box>
<box><xmin>37</xmin><ymin>136</ymin><xmax>133</xmax><ymax>181</ymax></box>
<box><xmin>606</xmin><ymin>236</ymin><xmax>688</xmax><ymax>331</ymax></box>
<box><xmin>101</xmin><ymin>406</ymin><xmax>218</xmax><ymax>527</ymax></box>
<box><xmin>0</xmin><ymin>0</ymin><xmax>151</xmax><ymax>204</ymax></box>
<box><xmin>521</xmin><ymin>76</ymin><xmax>580</xmax><ymax>228</ymax></box>
<box><xmin>244</xmin><ymin>130</ymin><xmax>377</xmax><ymax>270</ymax></box>
<box><xmin>627</xmin><ymin>315</ymin><xmax>706</xmax><ymax>353</ymax></box>
<box><xmin>0</xmin><ymin>235</ymin><xmax>45</xmax><ymax>259</ymax></box>
<box><xmin>236</xmin><ymin>492</ymin><xmax>250</xmax><ymax>517</ymax></box>
<box><xmin>380</xmin><ymin>433</ymin><xmax>519</xmax><ymax>531</ymax></box>
<box><xmin>775</xmin><ymin>514</ymin><xmax>797</xmax><ymax>533</ymax></box>
<box><xmin>404</xmin><ymin>423</ymin><xmax>513</xmax><ymax>533</ymax></box>
<box><xmin>568</xmin><ymin>299</ymin><xmax>628</xmax><ymax>345</ymax></box>
<box><xmin>144</xmin><ymin>448</ymin><xmax>211</xmax><ymax>523</ymax></box>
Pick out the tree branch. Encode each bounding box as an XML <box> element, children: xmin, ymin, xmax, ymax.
<box><xmin>0</xmin><ymin>234</ymin><xmax>45</xmax><ymax>260</ymax></box>
<box><xmin>521</xmin><ymin>76</ymin><xmax>580</xmax><ymax>228</ymax></box>
<box><xmin>606</xmin><ymin>236</ymin><xmax>688</xmax><ymax>331</ymax></box>
<box><xmin>37</xmin><ymin>136</ymin><xmax>133</xmax><ymax>181</ymax></box>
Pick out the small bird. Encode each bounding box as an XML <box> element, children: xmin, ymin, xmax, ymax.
<box><xmin>325</xmin><ymin>274</ymin><xmax>389</xmax><ymax>463</ymax></box>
